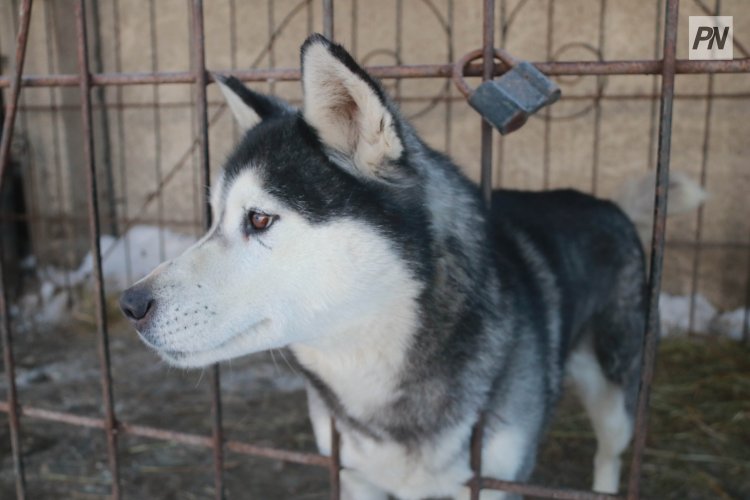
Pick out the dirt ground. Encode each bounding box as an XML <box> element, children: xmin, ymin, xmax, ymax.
<box><xmin>1</xmin><ymin>312</ymin><xmax>748</xmax><ymax>500</ymax></box>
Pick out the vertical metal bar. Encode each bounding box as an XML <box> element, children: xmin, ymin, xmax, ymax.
<box><xmin>626</xmin><ymin>1</ymin><xmax>679</xmax><ymax>498</ymax></box>
<box><xmin>480</xmin><ymin>0</ymin><xmax>495</xmax><ymax>207</ymax></box>
<box><xmin>647</xmin><ymin>0</ymin><xmax>664</xmax><ymax>170</ymax></box>
<box><xmin>590</xmin><ymin>0</ymin><xmax>607</xmax><ymax>195</ymax></box>
<box><xmin>0</xmin><ymin>0</ymin><xmax>32</xmax><ymax>184</ymax></box>
<box><xmin>329</xmin><ymin>418</ymin><xmax>341</xmax><ymax>500</ymax></box>
<box><xmin>688</xmin><ymin>0</ymin><xmax>718</xmax><ymax>334</ymax></box>
<box><xmin>0</xmin><ymin>2</ymin><xmax>32</xmax><ymax>497</ymax></box>
<box><xmin>73</xmin><ymin>1</ymin><xmax>121</xmax><ymax>498</ymax></box>
<box><xmin>469</xmin><ymin>416</ymin><xmax>485</xmax><ymax>500</ymax></box>
<box><xmin>89</xmin><ymin>0</ymin><xmax>118</xmax><ymax>238</ymax></box>
<box><xmin>472</xmin><ymin>2</ymin><xmax>496</xmax><ymax>492</ymax></box>
<box><xmin>541</xmin><ymin>0</ymin><xmax>554</xmax><ymax>190</ymax></box>
<box><xmin>493</xmin><ymin>0</ymin><xmax>506</xmax><ymax>186</ymax></box>
<box><xmin>267</xmin><ymin>0</ymin><xmax>276</xmax><ymax>95</ymax></box>
<box><xmin>190</xmin><ymin>2</ymin><xmax>225</xmax><ymax>498</ymax></box>
<box><xmin>112</xmin><ymin>0</ymin><xmax>133</xmax><ymax>285</ymax></box>
<box><xmin>445</xmin><ymin>0</ymin><xmax>454</xmax><ymax>155</ymax></box>
<box><xmin>323</xmin><ymin>0</ymin><xmax>334</xmax><ymax>40</ymax></box>
<box><xmin>744</xmin><ymin>245</ymin><xmax>750</xmax><ymax>343</ymax></box>
<box><xmin>324</xmin><ymin>2</ymin><xmax>341</xmax><ymax>495</ymax></box>
<box><xmin>349</xmin><ymin>0</ymin><xmax>358</xmax><ymax>57</ymax></box>
<box><xmin>687</xmin><ymin>77</ymin><xmax>712</xmax><ymax>335</ymax></box>
<box><xmin>307</xmin><ymin>0</ymin><xmax>314</xmax><ymax>35</ymax></box>
<box><xmin>229</xmin><ymin>0</ymin><xmax>239</xmax><ymax>141</ymax></box>
<box><xmin>209</xmin><ymin>365</ymin><xmax>224</xmax><ymax>500</ymax></box>
<box><xmin>394</xmin><ymin>0</ymin><xmax>403</xmax><ymax>102</ymax></box>
<box><xmin>44</xmin><ymin>1</ymin><xmax>76</xmax><ymax>299</ymax></box>
<box><xmin>148</xmin><ymin>0</ymin><xmax>166</xmax><ymax>261</ymax></box>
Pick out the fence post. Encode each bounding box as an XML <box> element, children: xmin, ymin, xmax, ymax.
<box><xmin>189</xmin><ymin>1</ymin><xmax>226</xmax><ymax>498</ymax></box>
<box><xmin>73</xmin><ymin>1</ymin><xmax>123</xmax><ymax>497</ymax></box>
<box><xmin>0</xmin><ymin>1</ymin><xmax>33</xmax><ymax>498</ymax></box>
<box><xmin>626</xmin><ymin>0</ymin><xmax>680</xmax><ymax>498</ymax></box>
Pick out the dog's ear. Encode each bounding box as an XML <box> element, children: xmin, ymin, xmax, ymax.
<box><xmin>213</xmin><ymin>74</ymin><xmax>293</xmax><ymax>131</ymax></box>
<box><xmin>300</xmin><ymin>34</ymin><xmax>405</xmax><ymax>181</ymax></box>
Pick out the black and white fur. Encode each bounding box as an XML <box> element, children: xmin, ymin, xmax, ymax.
<box><xmin>120</xmin><ymin>34</ymin><xmax>691</xmax><ymax>499</ymax></box>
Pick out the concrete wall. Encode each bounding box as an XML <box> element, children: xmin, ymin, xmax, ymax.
<box><xmin>1</xmin><ymin>0</ymin><xmax>749</xmax><ymax>311</ymax></box>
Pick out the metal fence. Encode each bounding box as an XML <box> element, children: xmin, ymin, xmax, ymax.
<box><xmin>0</xmin><ymin>0</ymin><xmax>749</xmax><ymax>499</ymax></box>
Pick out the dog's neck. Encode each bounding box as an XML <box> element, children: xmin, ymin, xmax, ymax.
<box><xmin>289</xmin><ymin>290</ymin><xmax>420</xmax><ymax>426</ymax></box>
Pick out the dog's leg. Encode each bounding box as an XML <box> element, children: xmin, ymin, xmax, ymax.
<box><xmin>305</xmin><ymin>382</ymin><xmax>333</xmax><ymax>455</ymax></box>
<box><xmin>306</xmin><ymin>384</ymin><xmax>389</xmax><ymax>500</ymax></box>
<box><xmin>567</xmin><ymin>344</ymin><xmax>633</xmax><ymax>494</ymax></box>
<box><xmin>455</xmin><ymin>423</ymin><xmax>531</xmax><ymax>500</ymax></box>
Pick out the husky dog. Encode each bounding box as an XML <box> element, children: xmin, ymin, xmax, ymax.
<box><xmin>120</xmin><ymin>34</ymin><xmax>697</xmax><ymax>499</ymax></box>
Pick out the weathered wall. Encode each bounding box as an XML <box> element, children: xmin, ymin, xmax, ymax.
<box><xmin>1</xmin><ymin>0</ymin><xmax>749</xmax><ymax>311</ymax></box>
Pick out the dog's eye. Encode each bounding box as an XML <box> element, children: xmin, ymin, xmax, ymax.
<box><xmin>246</xmin><ymin>211</ymin><xmax>275</xmax><ymax>233</ymax></box>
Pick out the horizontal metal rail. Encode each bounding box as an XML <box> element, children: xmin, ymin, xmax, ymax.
<box><xmin>1</xmin><ymin>58</ymin><xmax>749</xmax><ymax>88</ymax></box>
<box><xmin>0</xmin><ymin>402</ymin><xmax>332</xmax><ymax>468</ymax></box>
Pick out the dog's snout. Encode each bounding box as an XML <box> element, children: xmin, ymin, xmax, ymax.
<box><xmin>120</xmin><ymin>285</ymin><xmax>155</xmax><ymax>323</ymax></box>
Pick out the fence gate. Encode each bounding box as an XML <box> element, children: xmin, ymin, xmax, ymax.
<box><xmin>1</xmin><ymin>0</ymin><xmax>749</xmax><ymax>499</ymax></box>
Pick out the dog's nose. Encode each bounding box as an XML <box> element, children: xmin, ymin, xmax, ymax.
<box><xmin>119</xmin><ymin>285</ymin><xmax>155</xmax><ymax>323</ymax></box>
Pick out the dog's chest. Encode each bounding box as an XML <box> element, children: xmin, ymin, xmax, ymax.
<box><xmin>306</xmin><ymin>383</ymin><xmax>474</xmax><ymax>499</ymax></box>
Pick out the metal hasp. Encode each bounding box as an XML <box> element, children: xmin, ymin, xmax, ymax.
<box><xmin>454</xmin><ymin>48</ymin><xmax>561</xmax><ymax>135</ymax></box>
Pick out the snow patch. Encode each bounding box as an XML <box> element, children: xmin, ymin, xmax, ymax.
<box><xmin>659</xmin><ymin>293</ymin><xmax>717</xmax><ymax>337</ymax></box>
<box><xmin>14</xmin><ymin>225</ymin><xmax>196</xmax><ymax>328</ymax></box>
<box><xmin>44</xmin><ymin>225</ymin><xmax>196</xmax><ymax>292</ymax></box>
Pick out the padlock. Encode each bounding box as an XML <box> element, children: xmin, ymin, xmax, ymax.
<box><xmin>453</xmin><ymin>48</ymin><xmax>561</xmax><ymax>135</ymax></box>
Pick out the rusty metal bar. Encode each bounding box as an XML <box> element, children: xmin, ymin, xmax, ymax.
<box><xmin>687</xmin><ymin>0</ymin><xmax>718</xmax><ymax>335</ymax></box>
<box><xmin>324</xmin><ymin>2</ymin><xmax>338</xmax><ymax>496</ymax></box>
<box><xmin>0</xmin><ymin>1</ymin><xmax>33</xmax><ymax>497</ymax></box>
<box><xmin>470</xmin><ymin>0</ymin><xmax>495</xmax><ymax>496</ymax></box>
<box><xmin>590</xmin><ymin>0</ymin><xmax>607</xmax><ymax>194</ymax></box>
<box><xmin>0</xmin><ymin>0</ymin><xmax>32</xmax><ymax>184</ymax></box>
<box><xmin>2</xmin><ymin>58</ymin><xmax>748</xmax><ymax>88</ymax></box>
<box><xmin>744</xmin><ymin>243</ymin><xmax>750</xmax><ymax>343</ymax></box>
<box><xmin>626</xmin><ymin>0</ymin><xmax>679</xmax><ymax>498</ymax></box>
<box><xmin>478</xmin><ymin>0</ymin><xmax>495</xmax><ymax>208</ymax></box>
<box><xmin>8</xmin><ymin>90</ymin><xmax>750</xmax><ymax>116</ymax></box>
<box><xmin>208</xmin><ymin>365</ymin><xmax>225</xmax><ymax>500</ymax></box>
<box><xmin>541</xmin><ymin>0</ymin><xmax>554</xmax><ymax>189</ymax></box>
<box><xmin>687</xmin><ymin>75</ymin><xmax>714</xmax><ymax>335</ymax></box>
<box><xmin>322</xmin><ymin>3</ymin><xmax>338</xmax><ymax>496</ymax></box>
<box><xmin>468</xmin><ymin>415</ymin><xmax>485</xmax><ymax>500</ymax></box>
<box><xmin>43</xmin><ymin>0</ymin><xmax>77</xmax><ymax>295</ymax></box>
<box><xmin>73</xmin><ymin>1</ymin><xmax>122</xmax><ymax>497</ymax></box>
<box><xmin>148</xmin><ymin>0</ymin><xmax>166</xmax><ymax>261</ymax></box>
<box><xmin>646</xmin><ymin>0</ymin><xmax>664</xmax><ymax>171</ymax></box>
<box><xmin>0</xmin><ymin>402</ymin><xmax>331</xmax><ymax>467</ymax></box>
<box><xmin>323</xmin><ymin>0</ymin><xmax>334</xmax><ymax>40</ymax></box>
<box><xmin>189</xmin><ymin>1</ymin><xmax>225</xmax><ymax>498</ymax></box>
<box><xmin>329</xmin><ymin>418</ymin><xmax>341</xmax><ymax>500</ymax></box>
<box><xmin>480</xmin><ymin>477</ymin><xmax>621</xmax><ymax>500</ymax></box>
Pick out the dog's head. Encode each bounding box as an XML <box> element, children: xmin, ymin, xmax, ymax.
<box><xmin>119</xmin><ymin>34</ymin><xmax>428</xmax><ymax>367</ymax></box>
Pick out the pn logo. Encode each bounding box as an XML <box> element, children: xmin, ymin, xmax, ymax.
<box><xmin>689</xmin><ymin>16</ymin><xmax>733</xmax><ymax>60</ymax></box>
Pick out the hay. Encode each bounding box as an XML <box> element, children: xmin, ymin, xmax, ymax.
<box><xmin>536</xmin><ymin>337</ymin><xmax>750</xmax><ymax>499</ymax></box>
